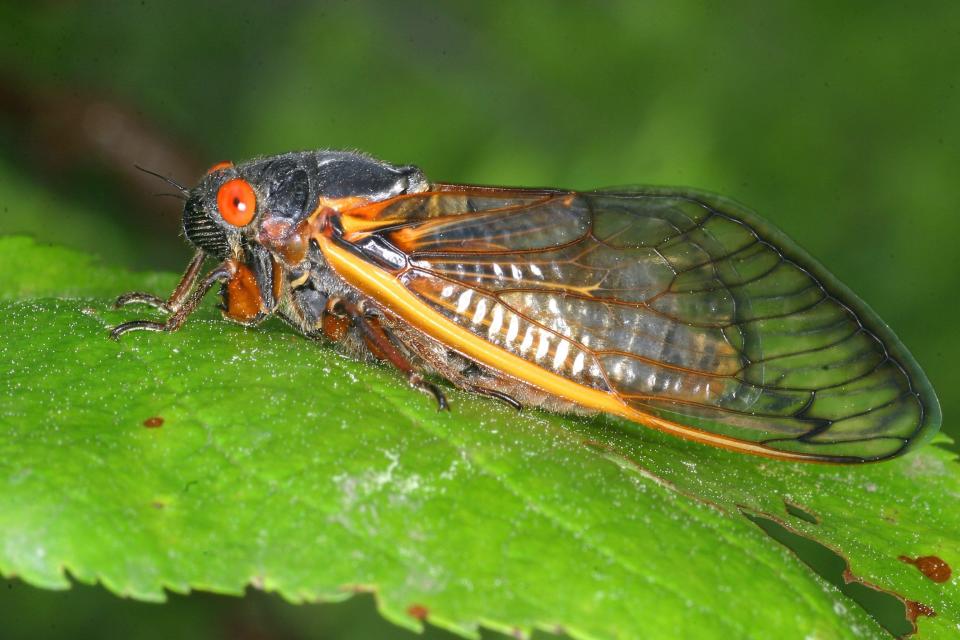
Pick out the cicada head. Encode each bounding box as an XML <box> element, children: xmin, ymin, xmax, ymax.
<box><xmin>182</xmin><ymin>159</ymin><xmax>266</xmax><ymax>260</ymax></box>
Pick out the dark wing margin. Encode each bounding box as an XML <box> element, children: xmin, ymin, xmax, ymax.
<box><xmin>343</xmin><ymin>184</ymin><xmax>940</xmax><ymax>462</ymax></box>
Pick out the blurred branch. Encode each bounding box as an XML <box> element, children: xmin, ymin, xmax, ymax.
<box><xmin>0</xmin><ymin>70</ymin><xmax>204</xmax><ymax>235</ymax></box>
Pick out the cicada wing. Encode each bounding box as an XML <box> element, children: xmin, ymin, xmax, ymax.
<box><xmin>341</xmin><ymin>185</ymin><xmax>940</xmax><ymax>462</ymax></box>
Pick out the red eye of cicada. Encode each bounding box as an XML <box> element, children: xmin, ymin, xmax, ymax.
<box><xmin>217</xmin><ymin>178</ymin><xmax>257</xmax><ymax>227</ymax></box>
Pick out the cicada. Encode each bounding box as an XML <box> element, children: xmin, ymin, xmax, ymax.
<box><xmin>112</xmin><ymin>151</ymin><xmax>940</xmax><ymax>462</ymax></box>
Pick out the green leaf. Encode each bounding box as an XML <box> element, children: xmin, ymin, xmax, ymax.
<box><xmin>0</xmin><ymin>157</ymin><xmax>152</xmax><ymax>268</ymax></box>
<box><xmin>1</xmin><ymin>236</ymin><xmax>957</xmax><ymax>639</ymax></box>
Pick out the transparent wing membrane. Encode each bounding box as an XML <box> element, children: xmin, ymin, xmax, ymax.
<box><xmin>339</xmin><ymin>186</ymin><xmax>939</xmax><ymax>461</ymax></box>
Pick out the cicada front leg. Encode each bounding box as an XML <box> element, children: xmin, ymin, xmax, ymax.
<box><xmin>113</xmin><ymin>249</ymin><xmax>207</xmax><ymax>314</ymax></box>
<box><xmin>110</xmin><ymin>259</ymin><xmax>237</xmax><ymax>340</ymax></box>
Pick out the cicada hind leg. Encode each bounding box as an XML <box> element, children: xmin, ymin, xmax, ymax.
<box><xmin>316</xmin><ymin>296</ymin><xmax>521</xmax><ymax>412</ymax></box>
<box><xmin>394</xmin><ymin>334</ymin><xmax>523</xmax><ymax>412</ymax></box>
<box><xmin>321</xmin><ymin>297</ymin><xmax>450</xmax><ymax>412</ymax></box>
<box><xmin>110</xmin><ymin>251</ymin><xmax>235</xmax><ymax>339</ymax></box>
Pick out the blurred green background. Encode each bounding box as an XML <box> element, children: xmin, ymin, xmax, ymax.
<box><xmin>1</xmin><ymin>2</ymin><xmax>956</xmax><ymax>638</ymax></box>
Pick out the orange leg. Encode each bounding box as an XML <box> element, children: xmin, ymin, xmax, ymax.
<box><xmin>114</xmin><ymin>250</ymin><xmax>206</xmax><ymax>313</ymax></box>
<box><xmin>110</xmin><ymin>261</ymin><xmax>236</xmax><ymax>339</ymax></box>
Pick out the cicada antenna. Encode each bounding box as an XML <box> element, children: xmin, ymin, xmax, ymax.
<box><xmin>134</xmin><ymin>164</ymin><xmax>189</xmax><ymax>194</ymax></box>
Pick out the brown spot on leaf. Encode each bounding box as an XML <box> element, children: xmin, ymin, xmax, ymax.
<box><xmin>905</xmin><ymin>600</ymin><xmax>936</xmax><ymax>623</ymax></box>
<box><xmin>899</xmin><ymin>555</ymin><xmax>952</xmax><ymax>583</ymax></box>
<box><xmin>340</xmin><ymin>583</ymin><xmax>374</xmax><ymax>594</ymax></box>
<box><xmin>150</xmin><ymin>500</ymin><xmax>166</xmax><ymax>510</ymax></box>
<box><xmin>406</xmin><ymin>604</ymin><xmax>428</xmax><ymax>620</ymax></box>
<box><xmin>143</xmin><ymin>416</ymin><xmax>164</xmax><ymax>428</ymax></box>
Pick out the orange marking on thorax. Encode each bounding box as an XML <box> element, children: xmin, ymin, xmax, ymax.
<box><xmin>294</xmin><ymin>195</ymin><xmax>398</xmax><ymax>244</ymax></box>
<box><xmin>318</xmin><ymin>195</ymin><xmax>376</xmax><ymax>213</ymax></box>
<box><xmin>258</xmin><ymin>217</ymin><xmax>311</xmax><ymax>266</ymax></box>
<box><xmin>257</xmin><ymin>196</ymin><xmax>377</xmax><ymax>268</ymax></box>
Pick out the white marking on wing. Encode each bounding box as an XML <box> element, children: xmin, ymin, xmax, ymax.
<box><xmin>472</xmin><ymin>298</ymin><xmax>488</xmax><ymax>325</ymax></box>
<box><xmin>488</xmin><ymin>304</ymin><xmax>504</xmax><ymax>337</ymax></box>
<box><xmin>456</xmin><ymin>290</ymin><xmax>472</xmax><ymax>314</ymax></box>
<box><xmin>535</xmin><ymin>330</ymin><xmax>550</xmax><ymax>361</ymax></box>
<box><xmin>506</xmin><ymin>315</ymin><xmax>520</xmax><ymax>344</ymax></box>
<box><xmin>572</xmin><ymin>352</ymin><xmax>585</xmax><ymax>376</ymax></box>
<box><xmin>553</xmin><ymin>340</ymin><xmax>570</xmax><ymax>371</ymax></box>
<box><xmin>519</xmin><ymin>326</ymin><xmax>534</xmax><ymax>353</ymax></box>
